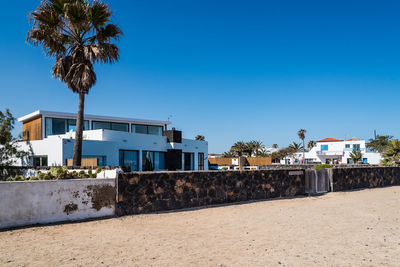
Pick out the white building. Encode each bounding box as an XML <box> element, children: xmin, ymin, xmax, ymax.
<box><xmin>16</xmin><ymin>110</ymin><xmax>208</xmax><ymax>171</ymax></box>
<box><xmin>281</xmin><ymin>137</ymin><xmax>382</xmax><ymax>165</ymax></box>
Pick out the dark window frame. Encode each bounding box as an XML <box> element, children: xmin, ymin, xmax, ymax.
<box><xmin>119</xmin><ymin>150</ymin><xmax>139</xmax><ymax>171</ymax></box>
<box><xmin>92</xmin><ymin>121</ymin><xmax>129</xmax><ymax>132</ymax></box>
<box><xmin>198</xmin><ymin>152</ymin><xmax>205</xmax><ymax>170</ymax></box>
<box><xmin>45</xmin><ymin>117</ymin><xmax>89</xmax><ymax>137</ymax></box>
<box><xmin>132</xmin><ymin>124</ymin><xmax>163</xmax><ymax>135</ymax></box>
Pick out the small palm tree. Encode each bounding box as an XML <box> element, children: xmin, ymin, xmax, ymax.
<box><xmin>195</xmin><ymin>135</ymin><xmax>205</xmax><ymax>141</ymax></box>
<box><xmin>247</xmin><ymin>140</ymin><xmax>264</xmax><ymax>156</ymax></box>
<box><xmin>382</xmin><ymin>139</ymin><xmax>400</xmax><ymax>165</ymax></box>
<box><xmin>307</xmin><ymin>140</ymin><xmax>316</xmax><ymax>150</ymax></box>
<box><xmin>297</xmin><ymin>129</ymin><xmax>307</xmax><ymax>163</ymax></box>
<box><xmin>349</xmin><ymin>150</ymin><xmax>362</xmax><ymax>164</ymax></box>
<box><xmin>230</xmin><ymin>141</ymin><xmax>248</xmax><ymax>157</ymax></box>
<box><xmin>289</xmin><ymin>141</ymin><xmax>303</xmax><ymax>152</ymax></box>
<box><xmin>27</xmin><ymin>0</ymin><xmax>122</xmax><ymax>166</ymax></box>
<box><xmin>272</xmin><ymin>144</ymin><xmax>278</xmax><ymax>149</ymax></box>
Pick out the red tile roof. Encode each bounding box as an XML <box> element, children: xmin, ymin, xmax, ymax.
<box><xmin>317</xmin><ymin>137</ymin><xmax>344</xmax><ymax>143</ymax></box>
<box><xmin>346</xmin><ymin>137</ymin><xmax>359</xmax><ymax>141</ymax></box>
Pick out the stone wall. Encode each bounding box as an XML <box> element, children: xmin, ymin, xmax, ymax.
<box><xmin>332</xmin><ymin>167</ymin><xmax>400</xmax><ymax>191</ymax></box>
<box><xmin>116</xmin><ymin>169</ymin><xmax>305</xmax><ymax>215</ymax></box>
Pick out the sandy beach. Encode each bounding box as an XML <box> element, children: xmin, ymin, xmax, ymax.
<box><xmin>1</xmin><ymin>186</ymin><xmax>400</xmax><ymax>266</ymax></box>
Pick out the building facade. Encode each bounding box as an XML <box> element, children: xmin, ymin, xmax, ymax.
<box><xmin>17</xmin><ymin>110</ymin><xmax>208</xmax><ymax>171</ymax></box>
<box><xmin>281</xmin><ymin>137</ymin><xmax>382</xmax><ymax>165</ymax></box>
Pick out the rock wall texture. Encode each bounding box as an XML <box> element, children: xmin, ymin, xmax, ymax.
<box><xmin>116</xmin><ymin>170</ymin><xmax>305</xmax><ymax>215</ymax></box>
<box><xmin>332</xmin><ymin>167</ymin><xmax>400</xmax><ymax>191</ymax></box>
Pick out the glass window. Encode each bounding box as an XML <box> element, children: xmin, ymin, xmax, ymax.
<box><xmin>321</xmin><ymin>145</ymin><xmax>328</xmax><ymax>151</ymax></box>
<box><xmin>353</xmin><ymin>144</ymin><xmax>361</xmax><ymax>151</ymax></box>
<box><xmin>67</xmin><ymin>119</ymin><xmax>76</xmax><ymax>132</ymax></box>
<box><xmin>119</xmin><ymin>150</ymin><xmax>139</xmax><ymax>171</ymax></box>
<box><xmin>133</xmin><ymin>124</ymin><xmax>148</xmax><ymax>134</ymax></box>
<box><xmin>111</xmin><ymin>122</ymin><xmax>129</xmax><ymax>132</ymax></box>
<box><xmin>52</xmin><ymin>118</ymin><xmax>66</xmax><ymax>135</ymax></box>
<box><xmin>148</xmin><ymin>125</ymin><xmax>163</xmax><ymax>136</ymax></box>
<box><xmin>345</xmin><ymin>144</ymin><xmax>350</xmax><ymax>148</ymax></box>
<box><xmin>45</xmin><ymin>118</ymin><xmax>88</xmax><ymax>137</ymax></box>
<box><xmin>198</xmin><ymin>153</ymin><xmax>205</xmax><ymax>170</ymax></box>
<box><xmin>157</xmin><ymin>152</ymin><xmax>166</xmax><ymax>170</ymax></box>
<box><xmin>92</xmin><ymin>121</ymin><xmax>111</xmax><ymax>130</ymax></box>
<box><xmin>32</xmin><ymin>156</ymin><xmax>48</xmax><ymax>167</ymax></box>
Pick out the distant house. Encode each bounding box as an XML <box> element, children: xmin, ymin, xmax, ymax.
<box><xmin>281</xmin><ymin>137</ymin><xmax>381</xmax><ymax>165</ymax></box>
<box><xmin>16</xmin><ymin>110</ymin><xmax>208</xmax><ymax>171</ymax></box>
<box><xmin>208</xmin><ymin>156</ymin><xmax>272</xmax><ymax>170</ymax></box>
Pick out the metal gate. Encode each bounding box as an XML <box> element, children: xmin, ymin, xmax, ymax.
<box><xmin>305</xmin><ymin>169</ymin><xmax>331</xmax><ymax>194</ymax></box>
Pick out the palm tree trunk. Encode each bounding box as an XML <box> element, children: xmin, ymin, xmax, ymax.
<box><xmin>302</xmin><ymin>139</ymin><xmax>305</xmax><ymax>164</ymax></box>
<box><xmin>72</xmin><ymin>92</ymin><xmax>85</xmax><ymax>166</ymax></box>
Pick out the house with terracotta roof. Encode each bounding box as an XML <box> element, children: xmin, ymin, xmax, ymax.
<box><xmin>281</xmin><ymin>137</ymin><xmax>382</xmax><ymax>165</ymax></box>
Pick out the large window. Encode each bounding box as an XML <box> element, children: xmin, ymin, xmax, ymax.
<box><xmin>119</xmin><ymin>150</ymin><xmax>139</xmax><ymax>171</ymax></box>
<box><xmin>198</xmin><ymin>153</ymin><xmax>204</xmax><ymax>170</ymax></box>
<box><xmin>142</xmin><ymin>151</ymin><xmax>166</xmax><ymax>171</ymax></box>
<box><xmin>132</xmin><ymin>124</ymin><xmax>163</xmax><ymax>136</ymax></box>
<box><xmin>92</xmin><ymin>121</ymin><xmax>129</xmax><ymax>132</ymax></box>
<box><xmin>353</xmin><ymin>144</ymin><xmax>361</xmax><ymax>151</ymax></box>
<box><xmin>184</xmin><ymin>152</ymin><xmax>194</xmax><ymax>171</ymax></box>
<box><xmin>321</xmin><ymin>145</ymin><xmax>328</xmax><ymax>151</ymax></box>
<box><xmin>32</xmin><ymin>155</ymin><xmax>48</xmax><ymax>167</ymax></box>
<box><xmin>45</xmin><ymin>118</ymin><xmax>88</xmax><ymax>137</ymax></box>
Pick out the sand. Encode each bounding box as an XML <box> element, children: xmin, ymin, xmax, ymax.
<box><xmin>1</xmin><ymin>186</ymin><xmax>400</xmax><ymax>266</ymax></box>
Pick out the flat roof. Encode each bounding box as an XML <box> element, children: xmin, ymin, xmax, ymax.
<box><xmin>18</xmin><ymin>110</ymin><xmax>171</xmax><ymax>126</ymax></box>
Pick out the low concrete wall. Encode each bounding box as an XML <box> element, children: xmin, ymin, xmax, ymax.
<box><xmin>117</xmin><ymin>169</ymin><xmax>305</xmax><ymax>215</ymax></box>
<box><xmin>0</xmin><ymin>178</ymin><xmax>116</xmax><ymax>229</ymax></box>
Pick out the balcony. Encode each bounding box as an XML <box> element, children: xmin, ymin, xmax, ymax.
<box><xmin>344</xmin><ymin>148</ymin><xmax>365</xmax><ymax>152</ymax></box>
<box><xmin>317</xmin><ymin>150</ymin><xmax>344</xmax><ymax>156</ymax></box>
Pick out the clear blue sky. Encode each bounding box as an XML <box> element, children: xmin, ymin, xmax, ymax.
<box><xmin>1</xmin><ymin>0</ymin><xmax>399</xmax><ymax>153</ymax></box>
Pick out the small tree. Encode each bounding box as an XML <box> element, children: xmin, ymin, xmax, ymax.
<box><xmin>297</xmin><ymin>129</ymin><xmax>307</xmax><ymax>163</ymax></box>
<box><xmin>381</xmin><ymin>139</ymin><xmax>400</xmax><ymax>165</ymax></box>
<box><xmin>367</xmin><ymin>135</ymin><xmax>392</xmax><ymax>153</ymax></box>
<box><xmin>272</xmin><ymin>144</ymin><xmax>278</xmax><ymax>149</ymax></box>
<box><xmin>349</xmin><ymin>150</ymin><xmax>362</xmax><ymax>164</ymax></box>
<box><xmin>0</xmin><ymin>109</ymin><xmax>30</xmax><ymax>180</ymax></box>
<box><xmin>195</xmin><ymin>135</ymin><xmax>205</xmax><ymax>141</ymax></box>
<box><xmin>307</xmin><ymin>140</ymin><xmax>316</xmax><ymax>150</ymax></box>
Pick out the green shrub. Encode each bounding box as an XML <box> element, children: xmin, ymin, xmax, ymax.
<box><xmin>14</xmin><ymin>176</ymin><xmax>25</xmax><ymax>181</ymax></box>
<box><xmin>96</xmin><ymin>167</ymin><xmax>102</xmax><ymax>174</ymax></box>
<box><xmin>314</xmin><ymin>164</ymin><xmax>332</xmax><ymax>171</ymax></box>
<box><xmin>6</xmin><ymin>177</ymin><xmax>13</xmax><ymax>181</ymax></box>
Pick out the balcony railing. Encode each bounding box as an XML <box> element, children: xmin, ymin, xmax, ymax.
<box><xmin>344</xmin><ymin>148</ymin><xmax>365</xmax><ymax>152</ymax></box>
<box><xmin>316</xmin><ymin>150</ymin><xmax>344</xmax><ymax>156</ymax></box>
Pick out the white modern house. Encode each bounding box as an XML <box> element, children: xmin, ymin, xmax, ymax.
<box><xmin>281</xmin><ymin>137</ymin><xmax>382</xmax><ymax>165</ymax></box>
<box><xmin>16</xmin><ymin>110</ymin><xmax>208</xmax><ymax>171</ymax></box>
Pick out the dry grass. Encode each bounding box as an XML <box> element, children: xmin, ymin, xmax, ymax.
<box><xmin>1</xmin><ymin>186</ymin><xmax>400</xmax><ymax>266</ymax></box>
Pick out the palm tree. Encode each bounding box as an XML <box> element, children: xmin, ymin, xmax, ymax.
<box><xmin>195</xmin><ymin>135</ymin><xmax>205</xmax><ymax>141</ymax></box>
<box><xmin>247</xmin><ymin>140</ymin><xmax>264</xmax><ymax>156</ymax></box>
<box><xmin>272</xmin><ymin>144</ymin><xmax>278</xmax><ymax>149</ymax></box>
<box><xmin>27</xmin><ymin>0</ymin><xmax>122</xmax><ymax>166</ymax></box>
<box><xmin>382</xmin><ymin>139</ymin><xmax>400</xmax><ymax>165</ymax></box>
<box><xmin>230</xmin><ymin>141</ymin><xmax>248</xmax><ymax>157</ymax></box>
<box><xmin>367</xmin><ymin>135</ymin><xmax>393</xmax><ymax>153</ymax></box>
<box><xmin>288</xmin><ymin>141</ymin><xmax>303</xmax><ymax>152</ymax></box>
<box><xmin>297</xmin><ymin>129</ymin><xmax>307</xmax><ymax>163</ymax></box>
<box><xmin>307</xmin><ymin>140</ymin><xmax>316</xmax><ymax>150</ymax></box>
<box><xmin>349</xmin><ymin>150</ymin><xmax>362</xmax><ymax>164</ymax></box>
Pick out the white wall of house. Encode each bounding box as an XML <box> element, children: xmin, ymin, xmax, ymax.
<box><xmin>16</xmin><ymin>129</ymin><xmax>208</xmax><ymax>170</ymax></box>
